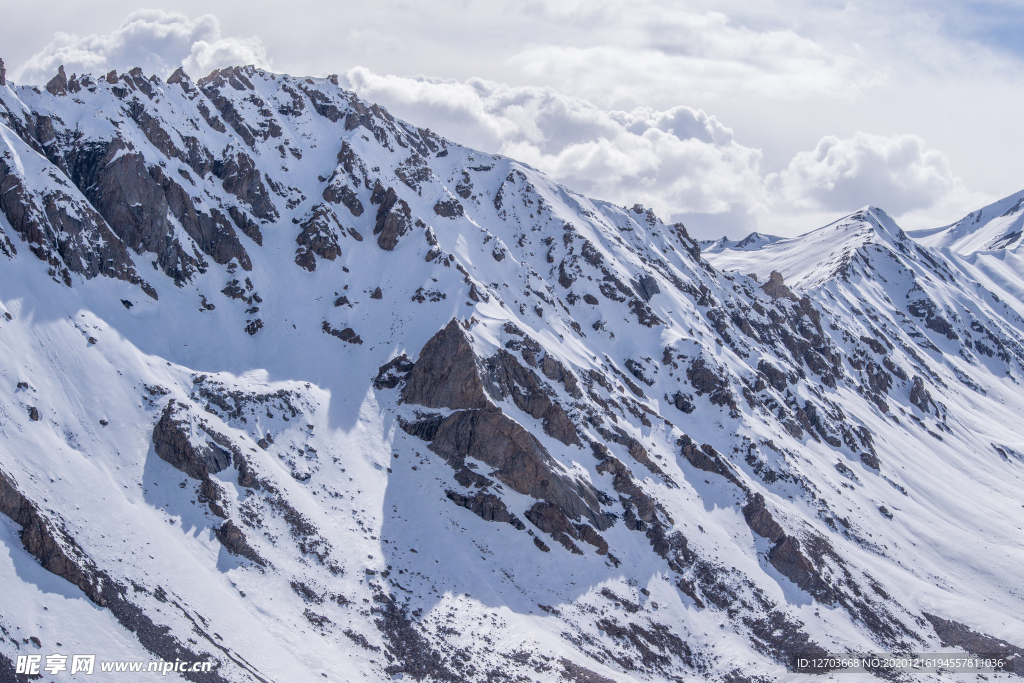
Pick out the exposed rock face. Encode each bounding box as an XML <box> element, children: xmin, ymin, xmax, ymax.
<box><xmin>433</xmin><ymin>198</ymin><xmax>464</xmax><ymax>218</ymax></box>
<box><xmin>909</xmin><ymin>375</ymin><xmax>932</xmax><ymax>413</ymax></box>
<box><xmin>214</xmin><ymin>520</ymin><xmax>266</xmax><ymax>566</ymax></box>
<box><xmin>372</xmin><ymin>184</ymin><xmax>414</xmax><ymax>251</ymax></box>
<box><xmin>0</xmin><ymin>58</ymin><xmax>5</xmax><ymax>86</ymax></box>
<box><xmin>322</xmin><ymin>180</ymin><xmax>364</xmax><ymax>217</ymax></box>
<box><xmin>0</xmin><ymin>468</ymin><xmax>101</xmax><ymax>603</ymax></box>
<box><xmin>0</xmin><ymin>140</ymin><xmax>152</xmax><ymax>294</ymax></box>
<box><xmin>429</xmin><ymin>408</ymin><xmax>610</xmax><ymax>530</ymax></box>
<box><xmin>923</xmin><ymin>613</ymin><xmax>1024</xmax><ymax>671</ymax></box>
<box><xmin>445</xmin><ymin>490</ymin><xmax>525</xmax><ymax>530</ymax></box>
<box><xmin>484</xmin><ymin>349</ymin><xmax>580</xmax><ymax>446</ymax></box>
<box><xmin>294</xmin><ymin>204</ymin><xmax>342</xmax><ymax>271</ymax></box>
<box><xmin>767</xmin><ymin>536</ymin><xmax>833</xmax><ymax>603</ymax></box>
<box><xmin>152</xmin><ymin>400</ymin><xmax>232</xmax><ymax>480</ymax></box>
<box><xmin>761</xmin><ymin>270</ymin><xmax>796</xmax><ymax>300</ymax></box>
<box><xmin>742</xmin><ymin>493</ymin><xmax>785</xmax><ymax>543</ymax></box>
<box><xmin>45</xmin><ymin>65</ymin><xmax>68</xmax><ymax>96</ymax></box>
<box><xmin>402</xmin><ymin>319</ymin><xmax>489</xmax><ymax>409</ymax></box>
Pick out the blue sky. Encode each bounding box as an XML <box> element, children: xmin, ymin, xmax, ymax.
<box><xmin>2</xmin><ymin>0</ymin><xmax>1022</xmax><ymax>238</ymax></box>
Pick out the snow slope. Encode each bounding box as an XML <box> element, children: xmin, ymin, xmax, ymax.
<box><xmin>0</xmin><ymin>65</ymin><xmax>1022</xmax><ymax>682</ymax></box>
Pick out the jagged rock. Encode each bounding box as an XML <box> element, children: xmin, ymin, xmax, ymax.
<box><xmin>402</xmin><ymin>319</ymin><xmax>489</xmax><ymax>409</ymax></box>
<box><xmin>0</xmin><ymin>58</ymin><xmax>6</xmax><ymax>86</ymax></box>
<box><xmin>761</xmin><ymin>270</ymin><xmax>796</xmax><ymax>300</ymax></box>
<box><xmin>152</xmin><ymin>400</ymin><xmax>232</xmax><ymax>480</ymax></box>
<box><xmin>374</xmin><ymin>354</ymin><xmax>414</xmax><ymax>390</ymax></box>
<box><xmin>26</xmin><ymin>406</ymin><xmax>40</xmax><ymax>421</ymax></box>
<box><xmin>45</xmin><ymin>65</ymin><xmax>67</xmax><ymax>96</ymax></box>
<box><xmin>371</xmin><ymin>184</ymin><xmax>413</xmax><ymax>251</ymax></box>
<box><xmin>433</xmin><ymin>198</ymin><xmax>464</xmax><ymax>218</ymax></box>
<box><xmin>430</xmin><ymin>408</ymin><xmax>611</xmax><ymax>530</ymax></box>
<box><xmin>294</xmin><ymin>204</ymin><xmax>342</xmax><ymax>271</ymax></box>
<box><xmin>322</xmin><ymin>181</ymin><xmax>364</xmax><ymax>217</ymax></box>
<box><xmin>742</xmin><ymin>493</ymin><xmax>785</xmax><ymax>542</ymax></box>
<box><xmin>678</xmin><ymin>436</ymin><xmax>741</xmax><ymax>487</ymax></box>
<box><xmin>483</xmin><ymin>349</ymin><xmax>580</xmax><ymax>446</ymax></box>
<box><xmin>446</xmin><ymin>490</ymin><xmax>525</xmax><ymax>530</ymax></box>
<box><xmin>767</xmin><ymin>536</ymin><xmax>834</xmax><ymax>603</ymax></box>
<box><xmin>214</xmin><ymin>520</ymin><xmax>265</xmax><ymax>566</ymax></box>
<box><xmin>524</xmin><ymin>502</ymin><xmax>584</xmax><ymax>554</ymax></box>
<box><xmin>757</xmin><ymin>360</ymin><xmax>788</xmax><ymax>392</ymax></box>
<box><xmin>923</xmin><ymin>613</ymin><xmax>1024</xmax><ymax>670</ymax></box>
<box><xmin>0</xmin><ymin>468</ymin><xmax>103</xmax><ymax>604</ymax></box>
<box><xmin>322</xmin><ymin>321</ymin><xmax>362</xmax><ymax>344</ymax></box>
<box><xmin>910</xmin><ymin>375</ymin><xmax>932</xmax><ymax>413</ymax></box>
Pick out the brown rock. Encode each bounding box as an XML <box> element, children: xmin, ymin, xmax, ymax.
<box><xmin>214</xmin><ymin>520</ymin><xmax>265</xmax><ymax>566</ymax></box>
<box><xmin>742</xmin><ymin>493</ymin><xmax>785</xmax><ymax>542</ymax></box>
<box><xmin>402</xmin><ymin>319</ymin><xmax>489</xmax><ymax>409</ymax></box>
<box><xmin>768</xmin><ymin>536</ymin><xmax>834</xmax><ymax>603</ymax></box>
<box><xmin>910</xmin><ymin>375</ymin><xmax>932</xmax><ymax>413</ymax></box>
<box><xmin>45</xmin><ymin>65</ymin><xmax>68</xmax><ymax>96</ymax></box>
<box><xmin>430</xmin><ymin>408</ymin><xmax>610</xmax><ymax>530</ymax></box>
<box><xmin>762</xmin><ymin>270</ymin><xmax>797</xmax><ymax>300</ymax></box>
<box><xmin>152</xmin><ymin>400</ymin><xmax>232</xmax><ymax>480</ymax></box>
<box><xmin>0</xmin><ymin>469</ymin><xmax>102</xmax><ymax>604</ymax></box>
<box><xmin>484</xmin><ymin>349</ymin><xmax>580</xmax><ymax>446</ymax></box>
<box><xmin>295</xmin><ymin>204</ymin><xmax>342</xmax><ymax>266</ymax></box>
<box><xmin>524</xmin><ymin>502</ymin><xmax>584</xmax><ymax>554</ymax></box>
<box><xmin>446</xmin><ymin>490</ymin><xmax>525</xmax><ymax>530</ymax></box>
<box><xmin>372</xmin><ymin>185</ymin><xmax>413</xmax><ymax>251</ymax></box>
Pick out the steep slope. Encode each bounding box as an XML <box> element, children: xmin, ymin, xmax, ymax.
<box><xmin>910</xmin><ymin>189</ymin><xmax>1024</xmax><ymax>254</ymax></box>
<box><xmin>0</xmin><ymin>65</ymin><xmax>1022</xmax><ymax>683</ymax></box>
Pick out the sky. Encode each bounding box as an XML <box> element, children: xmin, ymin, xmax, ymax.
<box><xmin>2</xmin><ymin>1</ymin><xmax>1022</xmax><ymax>239</ymax></box>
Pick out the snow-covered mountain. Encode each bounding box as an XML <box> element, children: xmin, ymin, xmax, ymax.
<box><xmin>909</xmin><ymin>189</ymin><xmax>1024</xmax><ymax>254</ymax></box>
<box><xmin>699</xmin><ymin>232</ymin><xmax>784</xmax><ymax>255</ymax></box>
<box><xmin>1</xmin><ymin>63</ymin><xmax>1023</xmax><ymax>682</ymax></box>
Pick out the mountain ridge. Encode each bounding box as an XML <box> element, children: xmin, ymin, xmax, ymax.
<box><xmin>0</xmin><ymin>63</ymin><xmax>1022</xmax><ymax>682</ymax></box>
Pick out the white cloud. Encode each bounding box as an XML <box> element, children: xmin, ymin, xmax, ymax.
<box><xmin>14</xmin><ymin>10</ymin><xmax>270</xmax><ymax>84</ymax></box>
<box><xmin>507</xmin><ymin>6</ymin><xmax>884</xmax><ymax>107</ymax></box>
<box><xmin>341</xmin><ymin>68</ymin><xmax>766</xmax><ymax>221</ymax></box>
<box><xmin>769</xmin><ymin>133</ymin><xmax>976</xmax><ymax>216</ymax></box>
<box><xmin>341</xmin><ymin>67</ymin><xmax>990</xmax><ymax>238</ymax></box>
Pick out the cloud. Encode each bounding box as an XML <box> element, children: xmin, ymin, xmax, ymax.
<box><xmin>506</xmin><ymin>6</ymin><xmax>884</xmax><ymax>107</ymax></box>
<box><xmin>14</xmin><ymin>10</ymin><xmax>269</xmax><ymax>84</ymax></box>
<box><xmin>770</xmin><ymin>133</ymin><xmax>964</xmax><ymax>215</ymax></box>
<box><xmin>341</xmin><ymin>67</ymin><xmax>767</xmax><ymax>221</ymax></box>
<box><xmin>341</xmin><ymin>68</ymin><xmax>989</xmax><ymax>237</ymax></box>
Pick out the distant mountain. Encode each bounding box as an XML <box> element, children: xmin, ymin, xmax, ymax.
<box><xmin>909</xmin><ymin>189</ymin><xmax>1024</xmax><ymax>253</ymax></box>
<box><xmin>1</xmin><ymin>64</ymin><xmax>1023</xmax><ymax>682</ymax></box>
<box><xmin>699</xmin><ymin>231</ymin><xmax>784</xmax><ymax>254</ymax></box>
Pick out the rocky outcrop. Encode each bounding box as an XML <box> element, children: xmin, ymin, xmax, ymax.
<box><xmin>322</xmin><ymin>180</ymin><xmax>364</xmax><ymax>217</ymax></box>
<box><xmin>152</xmin><ymin>400</ymin><xmax>232</xmax><ymax>480</ymax></box>
<box><xmin>483</xmin><ymin>350</ymin><xmax>580</xmax><ymax>446</ymax></box>
<box><xmin>371</xmin><ymin>183</ymin><xmax>413</xmax><ymax>251</ymax></box>
<box><xmin>402</xmin><ymin>320</ymin><xmax>489</xmax><ymax>409</ymax></box>
<box><xmin>678</xmin><ymin>436</ymin><xmax>741</xmax><ymax>487</ymax></box>
<box><xmin>446</xmin><ymin>490</ymin><xmax>525</xmax><ymax>530</ymax></box>
<box><xmin>0</xmin><ymin>58</ymin><xmax>6</xmax><ymax>86</ymax></box>
<box><xmin>909</xmin><ymin>375</ymin><xmax>932</xmax><ymax>413</ymax></box>
<box><xmin>0</xmin><ymin>468</ymin><xmax>102</xmax><ymax>603</ymax></box>
<box><xmin>742</xmin><ymin>493</ymin><xmax>785</xmax><ymax>543</ymax></box>
<box><xmin>923</xmin><ymin>613</ymin><xmax>1024</xmax><ymax>672</ymax></box>
<box><xmin>45</xmin><ymin>65</ymin><xmax>68</xmax><ymax>96</ymax></box>
<box><xmin>429</xmin><ymin>408</ymin><xmax>610</xmax><ymax>531</ymax></box>
<box><xmin>761</xmin><ymin>270</ymin><xmax>796</xmax><ymax>300</ymax></box>
<box><xmin>0</xmin><ymin>141</ymin><xmax>153</xmax><ymax>295</ymax></box>
<box><xmin>214</xmin><ymin>520</ymin><xmax>266</xmax><ymax>566</ymax></box>
<box><xmin>294</xmin><ymin>204</ymin><xmax>342</xmax><ymax>271</ymax></box>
